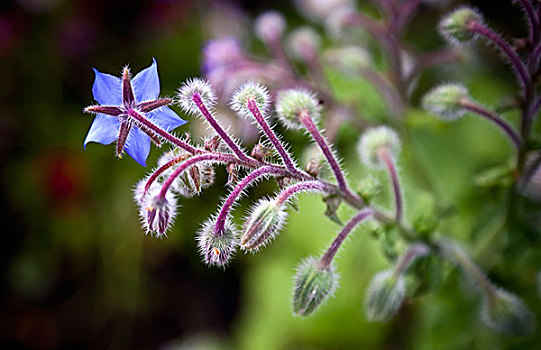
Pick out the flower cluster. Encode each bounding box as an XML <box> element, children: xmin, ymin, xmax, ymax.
<box><xmin>83</xmin><ymin>0</ymin><xmax>540</xmax><ymax>337</ymax></box>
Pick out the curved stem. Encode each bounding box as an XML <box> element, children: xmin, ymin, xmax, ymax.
<box><xmin>274</xmin><ymin>180</ymin><xmax>333</xmax><ymax>208</ymax></box>
<box><xmin>192</xmin><ymin>93</ymin><xmax>252</xmax><ymax>163</ymax></box>
<box><xmin>126</xmin><ymin>109</ymin><xmax>198</xmax><ymax>153</ymax></box>
<box><xmin>299</xmin><ymin>112</ymin><xmax>364</xmax><ymax>205</ymax></box>
<box><xmin>247</xmin><ymin>99</ymin><xmax>305</xmax><ymax>177</ymax></box>
<box><xmin>468</xmin><ymin>22</ymin><xmax>530</xmax><ymax>90</ymax></box>
<box><xmin>393</xmin><ymin>243</ymin><xmax>429</xmax><ymax>276</ymax></box>
<box><xmin>359</xmin><ymin>67</ymin><xmax>404</xmax><ymax>118</ymax></box>
<box><xmin>459</xmin><ymin>100</ymin><xmax>522</xmax><ymax>149</ymax></box>
<box><xmin>214</xmin><ymin>166</ymin><xmax>289</xmax><ymax>235</ymax></box>
<box><xmin>378</xmin><ymin>147</ymin><xmax>403</xmax><ymax>223</ymax></box>
<box><xmin>319</xmin><ymin>208</ymin><xmax>374</xmax><ymax>267</ymax></box>
<box><xmin>518</xmin><ymin>0</ymin><xmax>539</xmax><ymax>43</ymax></box>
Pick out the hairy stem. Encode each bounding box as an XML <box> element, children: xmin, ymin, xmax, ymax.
<box><xmin>393</xmin><ymin>243</ymin><xmax>430</xmax><ymax>276</ymax></box>
<box><xmin>274</xmin><ymin>180</ymin><xmax>333</xmax><ymax>208</ymax></box>
<box><xmin>378</xmin><ymin>147</ymin><xmax>403</xmax><ymax>223</ymax></box>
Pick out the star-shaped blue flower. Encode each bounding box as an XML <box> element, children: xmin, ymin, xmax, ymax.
<box><xmin>84</xmin><ymin>59</ymin><xmax>187</xmax><ymax>166</ymax></box>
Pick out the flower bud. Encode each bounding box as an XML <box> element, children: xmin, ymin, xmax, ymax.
<box><xmin>176</xmin><ymin>78</ymin><xmax>216</xmax><ymax>116</ymax></box>
<box><xmin>357</xmin><ymin>126</ymin><xmax>401</xmax><ymax>169</ymax></box>
<box><xmin>287</xmin><ymin>26</ymin><xmax>321</xmax><ymax>61</ymax></box>
<box><xmin>230</xmin><ymin>81</ymin><xmax>270</xmax><ymax>119</ymax></box>
<box><xmin>197</xmin><ymin>217</ymin><xmax>239</xmax><ymax>267</ymax></box>
<box><xmin>255</xmin><ymin>11</ymin><xmax>286</xmax><ymax>42</ymax></box>
<box><xmin>276</xmin><ymin>89</ymin><xmax>321</xmax><ymax>129</ymax></box>
<box><xmin>158</xmin><ymin>150</ymin><xmax>215</xmax><ymax>197</ymax></box>
<box><xmin>481</xmin><ymin>288</ymin><xmax>537</xmax><ymax>335</ymax></box>
<box><xmin>295</xmin><ymin>0</ymin><xmax>353</xmax><ymax>22</ymax></box>
<box><xmin>363</xmin><ymin>269</ymin><xmax>406</xmax><ymax>322</ymax></box>
<box><xmin>241</xmin><ymin>199</ymin><xmax>287</xmax><ymax>251</ymax></box>
<box><xmin>293</xmin><ymin>257</ymin><xmax>337</xmax><ymax>316</ymax></box>
<box><xmin>422</xmin><ymin>83</ymin><xmax>470</xmax><ymax>120</ymax></box>
<box><xmin>139</xmin><ymin>194</ymin><xmax>178</xmax><ymax>238</ymax></box>
<box><xmin>439</xmin><ymin>7</ymin><xmax>483</xmax><ymax>45</ymax></box>
<box><xmin>324</xmin><ymin>46</ymin><xmax>372</xmax><ymax>75</ymax></box>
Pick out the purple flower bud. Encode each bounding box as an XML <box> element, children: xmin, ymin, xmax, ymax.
<box><xmin>255</xmin><ymin>11</ymin><xmax>286</xmax><ymax>42</ymax></box>
<box><xmin>139</xmin><ymin>193</ymin><xmax>177</xmax><ymax>238</ymax></box>
<box><xmin>197</xmin><ymin>217</ymin><xmax>239</xmax><ymax>267</ymax></box>
<box><xmin>286</xmin><ymin>26</ymin><xmax>321</xmax><ymax>61</ymax></box>
<box><xmin>158</xmin><ymin>150</ymin><xmax>215</xmax><ymax>197</ymax></box>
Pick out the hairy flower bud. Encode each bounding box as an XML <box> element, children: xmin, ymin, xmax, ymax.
<box><xmin>197</xmin><ymin>217</ymin><xmax>239</xmax><ymax>267</ymax></box>
<box><xmin>439</xmin><ymin>7</ymin><xmax>483</xmax><ymax>45</ymax></box>
<box><xmin>139</xmin><ymin>194</ymin><xmax>178</xmax><ymax>237</ymax></box>
<box><xmin>230</xmin><ymin>81</ymin><xmax>270</xmax><ymax>119</ymax></box>
<box><xmin>287</xmin><ymin>26</ymin><xmax>321</xmax><ymax>61</ymax></box>
<box><xmin>358</xmin><ymin>126</ymin><xmax>401</xmax><ymax>169</ymax></box>
<box><xmin>295</xmin><ymin>0</ymin><xmax>353</xmax><ymax>22</ymax></box>
<box><xmin>241</xmin><ymin>199</ymin><xmax>287</xmax><ymax>251</ymax></box>
<box><xmin>276</xmin><ymin>89</ymin><xmax>321</xmax><ymax>129</ymax></box>
<box><xmin>324</xmin><ymin>46</ymin><xmax>372</xmax><ymax>75</ymax></box>
<box><xmin>176</xmin><ymin>78</ymin><xmax>216</xmax><ymax>115</ymax></box>
<box><xmin>422</xmin><ymin>83</ymin><xmax>470</xmax><ymax>120</ymax></box>
<box><xmin>481</xmin><ymin>289</ymin><xmax>537</xmax><ymax>335</ymax></box>
<box><xmin>364</xmin><ymin>269</ymin><xmax>406</xmax><ymax>322</ymax></box>
<box><xmin>293</xmin><ymin>257</ymin><xmax>337</xmax><ymax>316</ymax></box>
<box><xmin>255</xmin><ymin>11</ymin><xmax>286</xmax><ymax>42</ymax></box>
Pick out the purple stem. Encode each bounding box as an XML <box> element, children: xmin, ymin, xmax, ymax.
<box><xmin>378</xmin><ymin>147</ymin><xmax>403</xmax><ymax>223</ymax></box>
<box><xmin>393</xmin><ymin>243</ymin><xmax>430</xmax><ymax>276</ymax></box>
<box><xmin>393</xmin><ymin>0</ymin><xmax>421</xmax><ymax>34</ymax></box>
<box><xmin>192</xmin><ymin>93</ymin><xmax>252</xmax><ymax>163</ymax></box>
<box><xmin>214</xmin><ymin>165</ymin><xmax>290</xmax><ymax>235</ymax></box>
<box><xmin>246</xmin><ymin>99</ymin><xmax>305</xmax><ymax>177</ymax></box>
<box><xmin>406</xmin><ymin>47</ymin><xmax>462</xmax><ymax>85</ymax></box>
<box><xmin>299</xmin><ymin>112</ymin><xmax>364</xmax><ymax>205</ymax></box>
<box><xmin>274</xmin><ymin>180</ymin><xmax>332</xmax><ymax>208</ymax></box>
<box><xmin>359</xmin><ymin>67</ymin><xmax>404</xmax><ymax>118</ymax></box>
<box><xmin>459</xmin><ymin>100</ymin><xmax>522</xmax><ymax>149</ymax></box>
<box><xmin>126</xmin><ymin>109</ymin><xmax>198</xmax><ymax>154</ymax></box>
<box><xmin>159</xmin><ymin>153</ymin><xmax>238</xmax><ymax>199</ymax></box>
<box><xmin>518</xmin><ymin>0</ymin><xmax>539</xmax><ymax>43</ymax></box>
<box><xmin>319</xmin><ymin>208</ymin><xmax>374</xmax><ymax>267</ymax></box>
<box><xmin>469</xmin><ymin>22</ymin><xmax>530</xmax><ymax>89</ymax></box>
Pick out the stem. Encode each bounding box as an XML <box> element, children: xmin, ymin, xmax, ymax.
<box><xmin>159</xmin><ymin>153</ymin><xmax>239</xmax><ymax>198</ymax></box>
<box><xmin>299</xmin><ymin>112</ymin><xmax>364</xmax><ymax>205</ymax></box>
<box><xmin>378</xmin><ymin>147</ymin><xmax>403</xmax><ymax>223</ymax></box>
<box><xmin>214</xmin><ymin>166</ymin><xmax>289</xmax><ymax>235</ymax></box>
<box><xmin>319</xmin><ymin>208</ymin><xmax>374</xmax><ymax>267</ymax></box>
<box><xmin>469</xmin><ymin>22</ymin><xmax>530</xmax><ymax>90</ymax></box>
<box><xmin>246</xmin><ymin>99</ymin><xmax>305</xmax><ymax>177</ymax></box>
<box><xmin>126</xmin><ymin>109</ymin><xmax>197</xmax><ymax>153</ymax></box>
<box><xmin>459</xmin><ymin>100</ymin><xmax>522</xmax><ymax>149</ymax></box>
<box><xmin>393</xmin><ymin>0</ymin><xmax>421</xmax><ymax>34</ymax></box>
<box><xmin>274</xmin><ymin>180</ymin><xmax>332</xmax><ymax>208</ymax></box>
<box><xmin>192</xmin><ymin>93</ymin><xmax>252</xmax><ymax>162</ymax></box>
<box><xmin>359</xmin><ymin>67</ymin><xmax>404</xmax><ymax>118</ymax></box>
<box><xmin>405</xmin><ymin>47</ymin><xmax>462</xmax><ymax>86</ymax></box>
<box><xmin>393</xmin><ymin>243</ymin><xmax>429</xmax><ymax>276</ymax></box>
<box><xmin>518</xmin><ymin>0</ymin><xmax>539</xmax><ymax>43</ymax></box>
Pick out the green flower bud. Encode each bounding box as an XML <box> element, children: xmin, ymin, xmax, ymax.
<box><xmin>276</xmin><ymin>89</ymin><xmax>321</xmax><ymax>129</ymax></box>
<box><xmin>197</xmin><ymin>217</ymin><xmax>239</xmax><ymax>268</ymax></box>
<box><xmin>422</xmin><ymin>83</ymin><xmax>470</xmax><ymax>120</ymax></box>
<box><xmin>357</xmin><ymin>126</ymin><xmax>401</xmax><ymax>169</ymax></box>
<box><xmin>230</xmin><ymin>81</ymin><xmax>270</xmax><ymax>119</ymax></box>
<box><xmin>481</xmin><ymin>289</ymin><xmax>537</xmax><ymax>336</ymax></box>
<box><xmin>324</xmin><ymin>46</ymin><xmax>372</xmax><ymax>75</ymax></box>
<box><xmin>241</xmin><ymin>199</ymin><xmax>287</xmax><ymax>251</ymax></box>
<box><xmin>293</xmin><ymin>257</ymin><xmax>337</xmax><ymax>316</ymax></box>
<box><xmin>439</xmin><ymin>6</ymin><xmax>483</xmax><ymax>45</ymax></box>
<box><xmin>364</xmin><ymin>269</ymin><xmax>406</xmax><ymax>322</ymax></box>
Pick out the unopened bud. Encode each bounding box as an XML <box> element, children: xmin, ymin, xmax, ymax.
<box><xmin>158</xmin><ymin>150</ymin><xmax>215</xmax><ymax>197</ymax></box>
<box><xmin>176</xmin><ymin>78</ymin><xmax>216</xmax><ymax>116</ymax></box>
<box><xmin>295</xmin><ymin>0</ymin><xmax>353</xmax><ymax>22</ymax></box>
<box><xmin>276</xmin><ymin>89</ymin><xmax>321</xmax><ymax>129</ymax></box>
<box><xmin>439</xmin><ymin>7</ymin><xmax>483</xmax><ymax>45</ymax></box>
<box><xmin>293</xmin><ymin>257</ymin><xmax>337</xmax><ymax>316</ymax></box>
<box><xmin>251</xmin><ymin>143</ymin><xmax>275</xmax><ymax>161</ymax></box>
<box><xmin>255</xmin><ymin>11</ymin><xmax>286</xmax><ymax>42</ymax></box>
<box><xmin>241</xmin><ymin>199</ymin><xmax>287</xmax><ymax>251</ymax></box>
<box><xmin>422</xmin><ymin>83</ymin><xmax>470</xmax><ymax>120</ymax></box>
<box><xmin>324</xmin><ymin>46</ymin><xmax>372</xmax><ymax>75</ymax></box>
<box><xmin>357</xmin><ymin>126</ymin><xmax>401</xmax><ymax>169</ymax></box>
<box><xmin>287</xmin><ymin>26</ymin><xmax>321</xmax><ymax>61</ymax></box>
<box><xmin>481</xmin><ymin>288</ymin><xmax>537</xmax><ymax>335</ymax></box>
<box><xmin>139</xmin><ymin>194</ymin><xmax>178</xmax><ymax>237</ymax></box>
<box><xmin>364</xmin><ymin>269</ymin><xmax>406</xmax><ymax>322</ymax></box>
<box><xmin>197</xmin><ymin>217</ymin><xmax>239</xmax><ymax>267</ymax></box>
<box><xmin>230</xmin><ymin>81</ymin><xmax>270</xmax><ymax>119</ymax></box>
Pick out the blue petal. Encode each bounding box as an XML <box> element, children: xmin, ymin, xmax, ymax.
<box><xmin>84</xmin><ymin>114</ymin><xmax>120</xmax><ymax>148</ymax></box>
<box><xmin>149</xmin><ymin>106</ymin><xmax>188</xmax><ymax>132</ymax></box>
<box><xmin>92</xmin><ymin>69</ymin><xmax>122</xmax><ymax>105</ymax></box>
<box><xmin>125</xmin><ymin>126</ymin><xmax>151</xmax><ymax>166</ymax></box>
<box><xmin>132</xmin><ymin>58</ymin><xmax>160</xmax><ymax>102</ymax></box>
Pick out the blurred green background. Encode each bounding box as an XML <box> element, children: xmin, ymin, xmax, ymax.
<box><xmin>1</xmin><ymin>0</ymin><xmax>540</xmax><ymax>349</ymax></box>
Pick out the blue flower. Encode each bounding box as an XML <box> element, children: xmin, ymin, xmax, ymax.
<box><xmin>84</xmin><ymin>59</ymin><xmax>187</xmax><ymax>166</ymax></box>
